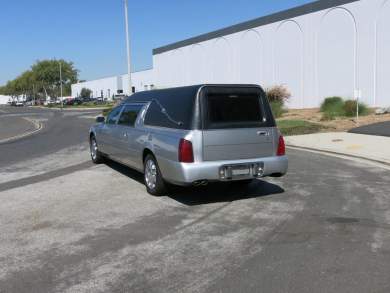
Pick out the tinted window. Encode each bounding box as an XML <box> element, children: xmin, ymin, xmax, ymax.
<box><xmin>144</xmin><ymin>102</ymin><xmax>181</xmax><ymax>128</ymax></box>
<box><xmin>106</xmin><ymin>106</ymin><xmax>122</xmax><ymax>124</ymax></box>
<box><xmin>118</xmin><ymin>104</ymin><xmax>143</xmax><ymax>127</ymax></box>
<box><xmin>204</xmin><ymin>93</ymin><xmax>265</xmax><ymax>129</ymax></box>
<box><xmin>139</xmin><ymin>88</ymin><xmax>199</xmax><ymax>129</ymax></box>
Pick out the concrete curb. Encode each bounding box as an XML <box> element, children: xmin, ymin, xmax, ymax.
<box><xmin>287</xmin><ymin>144</ymin><xmax>390</xmax><ymax>168</ymax></box>
<box><xmin>0</xmin><ymin>118</ymin><xmax>43</xmax><ymax>144</ymax></box>
<box><xmin>30</xmin><ymin>106</ymin><xmax>109</xmax><ymax>111</ymax></box>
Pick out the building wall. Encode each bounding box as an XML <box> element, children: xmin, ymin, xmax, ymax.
<box><xmin>153</xmin><ymin>0</ymin><xmax>390</xmax><ymax>108</ymax></box>
<box><xmin>0</xmin><ymin>95</ymin><xmax>11</xmax><ymax>105</ymax></box>
<box><xmin>71</xmin><ymin>69</ymin><xmax>154</xmax><ymax>99</ymax></box>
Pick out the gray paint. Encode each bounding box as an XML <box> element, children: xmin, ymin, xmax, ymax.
<box><xmin>153</xmin><ymin>0</ymin><xmax>360</xmax><ymax>55</ymax></box>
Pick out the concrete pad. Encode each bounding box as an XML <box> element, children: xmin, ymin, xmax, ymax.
<box><xmin>0</xmin><ymin>144</ymin><xmax>90</xmax><ymax>184</ymax></box>
<box><xmin>285</xmin><ymin>132</ymin><xmax>390</xmax><ymax>164</ymax></box>
<box><xmin>0</xmin><ymin>161</ymin><xmax>302</xmax><ymax>292</ymax></box>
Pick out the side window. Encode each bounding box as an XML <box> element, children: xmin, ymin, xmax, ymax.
<box><xmin>106</xmin><ymin>106</ymin><xmax>123</xmax><ymax>125</ymax></box>
<box><xmin>118</xmin><ymin>104</ymin><xmax>143</xmax><ymax>127</ymax></box>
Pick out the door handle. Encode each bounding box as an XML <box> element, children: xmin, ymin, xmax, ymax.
<box><xmin>257</xmin><ymin>131</ymin><xmax>269</xmax><ymax>136</ymax></box>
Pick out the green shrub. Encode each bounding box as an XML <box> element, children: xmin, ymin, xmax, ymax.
<box><xmin>320</xmin><ymin>96</ymin><xmax>345</xmax><ymax>116</ymax></box>
<box><xmin>266</xmin><ymin>85</ymin><xmax>291</xmax><ymax>103</ymax></box>
<box><xmin>343</xmin><ymin>100</ymin><xmax>369</xmax><ymax>117</ymax></box>
<box><xmin>266</xmin><ymin>85</ymin><xmax>290</xmax><ymax>118</ymax></box>
<box><xmin>320</xmin><ymin>96</ymin><xmax>346</xmax><ymax>120</ymax></box>
<box><xmin>270</xmin><ymin>101</ymin><xmax>285</xmax><ymax>118</ymax></box>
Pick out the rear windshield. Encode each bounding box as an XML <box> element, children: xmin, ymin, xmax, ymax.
<box><xmin>203</xmin><ymin>91</ymin><xmax>272</xmax><ymax>129</ymax></box>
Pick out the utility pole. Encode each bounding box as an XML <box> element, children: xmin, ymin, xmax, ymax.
<box><xmin>59</xmin><ymin>61</ymin><xmax>63</xmax><ymax>110</ymax></box>
<box><xmin>124</xmin><ymin>0</ymin><xmax>133</xmax><ymax>95</ymax></box>
<box><xmin>32</xmin><ymin>84</ymin><xmax>35</xmax><ymax>106</ymax></box>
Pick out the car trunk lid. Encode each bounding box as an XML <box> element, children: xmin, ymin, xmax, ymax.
<box><xmin>200</xmin><ymin>86</ymin><xmax>276</xmax><ymax>161</ymax></box>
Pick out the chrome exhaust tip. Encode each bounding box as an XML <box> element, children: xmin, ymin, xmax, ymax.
<box><xmin>193</xmin><ymin>180</ymin><xmax>209</xmax><ymax>187</ymax></box>
<box><xmin>200</xmin><ymin>180</ymin><xmax>208</xmax><ymax>186</ymax></box>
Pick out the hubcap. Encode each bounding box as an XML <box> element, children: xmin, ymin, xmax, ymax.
<box><xmin>90</xmin><ymin>138</ymin><xmax>98</xmax><ymax>160</ymax></box>
<box><xmin>145</xmin><ymin>159</ymin><xmax>157</xmax><ymax>190</ymax></box>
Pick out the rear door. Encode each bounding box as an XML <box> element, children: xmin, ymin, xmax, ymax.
<box><xmin>116</xmin><ymin>103</ymin><xmax>145</xmax><ymax>166</ymax></box>
<box><xmin>201</xmin><ymin>87</ymin><xmax>276</xmax><ymax>161</ymax></box>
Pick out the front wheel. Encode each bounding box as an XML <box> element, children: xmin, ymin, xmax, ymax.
<box><xmin>144</xmin><ymin>154</ymin><xmax>167</xmax><ymax>196</ymax></box>
<box><xmin>90</xmin><ymin>136</ymin><xmax>104</xmax><ymax>164</ymax></box>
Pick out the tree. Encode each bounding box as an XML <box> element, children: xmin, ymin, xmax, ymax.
<box><xmin>0</xmin><ymin>59</ymin><xmax>79</xmax><ymax>100</ymax></box>
<box><xmin>80</xmin><ymin>88</ymin><xmax>92</xmax><ymax>98</ymax></box>
<box><xmin>32</xmin><ymin>59</ymin><xmax>78</xmax><ymax>98</ymax></box>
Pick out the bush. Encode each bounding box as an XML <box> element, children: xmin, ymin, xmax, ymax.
<box><xmin>343</xmin><ymin>100</ymin><xmax>369</xmax><ymax>117</ymax></box>
<box><xmin>266</xmin><ymin>85</ymin><xmax>290</xmax><ymax>118</ymax></box>
<box><xmin>266</xmin><ymin>85</ymin><xmax>291</xmax><ymax>103</ymax></box>
<box><xmin>270</xmin><ymin>101</ymin><xmax>285</xmax><ymax>118</ymax></box>
<box><xmin>320</xmin><ymin>96</ymin><xmax>345</xmax><ymax>116</ymax></box>
<box><xmin>320</xmin><ymin>97</ymin><xmax>345</xmax><ymax>120</ymax></box>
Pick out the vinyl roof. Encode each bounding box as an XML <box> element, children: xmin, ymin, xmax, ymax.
<box><xmin>153</xmin><ymin>0</ymin><xmax>359</xmax><ymax>55</ymax></box>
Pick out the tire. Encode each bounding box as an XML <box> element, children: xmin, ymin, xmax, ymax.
<box><xmin>144</xmin><ymin>154</ymin><xmax>167</xmax><ymax>196</ymax></box>
<box><xmin>90</xmin><ymin>135</ymin><xmax>104</xmax><ymax>164</ymax></box>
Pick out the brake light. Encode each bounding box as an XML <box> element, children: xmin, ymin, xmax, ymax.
<box><xmin>277</xmin><ymin>135</ymin><xmax>286</xmax><ymax>156</ymax></box>
<box><xmin>179</xmin><ymin>139</ymin><xmax>194</xmax><ymax>163</ymax></box>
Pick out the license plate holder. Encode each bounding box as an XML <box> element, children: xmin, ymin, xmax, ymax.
<box><xmin>220</xmin><ymin>164</ymin><xmax>252</xmax><ymax>180</ymax></box>
<box><xmin>219</xmin><ymin>162</ymin><xmax>264</xmax><ymax>180</ymax></box>
<box><xmin>232</xmin><ymin>166</ymin><xmax>250</xmax><ymax>176</ymax></box>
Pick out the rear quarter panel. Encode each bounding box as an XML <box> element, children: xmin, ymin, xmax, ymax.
<box><xmin>140</xmin><ymin>126</ymin><xmax>193</xmax><ymax>175</ymax></box>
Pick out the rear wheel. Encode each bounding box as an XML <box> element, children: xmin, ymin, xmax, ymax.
<box><xmin>144</xmin><ymin>154</ymin><xmax>167</xmax><ymax>196</ymax></box>
<box><xmin>90</xmin><ymin>136</ymin><xmax>104</xmax><ymax>164</ymax></box>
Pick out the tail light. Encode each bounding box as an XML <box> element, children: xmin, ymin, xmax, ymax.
<box><xmin>179</xmin><ymin>139</ymin><xmax>194</xmax><ymax>163</ymax></box>
<box><xmin>277</xmin><ymin>135</ymin><xmax>286</xmax><ymax>156</ymax></box>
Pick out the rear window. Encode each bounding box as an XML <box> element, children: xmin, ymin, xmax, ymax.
<box><xmin>204</xmin><ymin>93</ymin><xmax>266</xmax><ymax>129</ymax></box>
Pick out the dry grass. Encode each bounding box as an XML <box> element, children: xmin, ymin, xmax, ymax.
<box><xmin>279</xmin><ymin>108</ymin><xmax>390</xmax><ymax>132</ymax></box>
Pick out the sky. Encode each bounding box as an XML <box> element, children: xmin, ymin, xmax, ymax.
<box><xmin>0</xmin><ymin>0</ymin><xmax>314</xmax><ymax>86</ymax></box>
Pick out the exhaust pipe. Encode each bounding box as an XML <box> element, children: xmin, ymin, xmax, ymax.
<box><xmin>193</xmin><ymin>180</ymin><xmax>209</xmax><ymax>187</ymax></box>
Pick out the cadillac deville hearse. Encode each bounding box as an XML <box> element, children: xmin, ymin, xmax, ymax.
<box><xmin>89</xmin><ymin>85</ymin><xmax>287</xmax><ymax>195</ymax></box>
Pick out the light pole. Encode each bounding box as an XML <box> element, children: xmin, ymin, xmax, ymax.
<box><xmin>59</xmin><ymin>61</ymin><xmax>63</xmax><ymax>110</ymax></box>
<box><xmin>124</xmin><ymin>0</ymin><xmax>133</xmax><ymax>95</ymax></box>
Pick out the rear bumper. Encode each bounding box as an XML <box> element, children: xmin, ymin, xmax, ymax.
<box><xmin>158</xmin><ymin>155</ymin><xmax>288</xmax><ymax>185</ymax></box>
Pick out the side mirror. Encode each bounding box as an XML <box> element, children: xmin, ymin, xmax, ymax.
<box><xmin>96</xmin><ymin>116</ymin><xmax>105</xmax><ymax>123</ymax></box>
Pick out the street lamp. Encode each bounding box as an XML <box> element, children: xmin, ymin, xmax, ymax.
<box><xmin>124</xmin><ymin>0</ymin><xmax>133</xmax><ymax>95</ymax></box>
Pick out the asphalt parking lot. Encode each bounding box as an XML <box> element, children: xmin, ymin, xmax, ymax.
<box><xmin>349</xmin><ymin>121</ymin><xmax>390</xmax><ymax>137</ymax></box>
<box><xmin>0</xmin><ymin>115</ymin><xmax>37</xmax><ymax>143</ymax></box>
<box><xmin>1</xmin><ymin>107</ymin><xmax>390</xmax><ymax>293</ymax></box>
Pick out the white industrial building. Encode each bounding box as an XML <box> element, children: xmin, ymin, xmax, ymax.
<box><xmin>0</xmin><ymin>95</ymin><xmax>11</xmax><ymax>105</ymax></box>
<box><xmin>71</xmin><ymin>69</ymin><xmax>154</xmax><ymax>99</ymax></box>
<box><xmin>72</xmin><ymin>0</ymin><xmax>390</xmax><ymax>108</ymax></box>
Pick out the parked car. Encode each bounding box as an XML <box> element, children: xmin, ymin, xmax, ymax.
<box><xmin>89</xmin><ymin>85</ymin><xmax>288</xmax><ymax>195</ymax></box>
<box><xmin>94</xmin><ymin>98</ymin><xmax>107</xmax><ymax>105</ymax></box>
<box><xmin>65</xmin><ymin>98</ymin><xmax>83</xmax><ymax>106</ymax></box>
<box><xmin>15</xmin><ymin>101</ymin><xmax>24</xmax><ymax>107</ymax></box>
<box><xmin>81</xmin><ymin>97</ymin><xmax>95</xmax><ymax>103</ymax></box>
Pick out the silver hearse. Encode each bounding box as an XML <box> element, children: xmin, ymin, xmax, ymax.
<box><xmin>89</xmin><ymin>85</ymin><xmax>287</xmax><ymax>195</ymax></box>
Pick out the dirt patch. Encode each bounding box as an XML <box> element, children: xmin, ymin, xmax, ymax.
<box><xmin>279</xmin><ymin>108</ymin><xmax>390</xmax><ymax>132</ymax></box>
